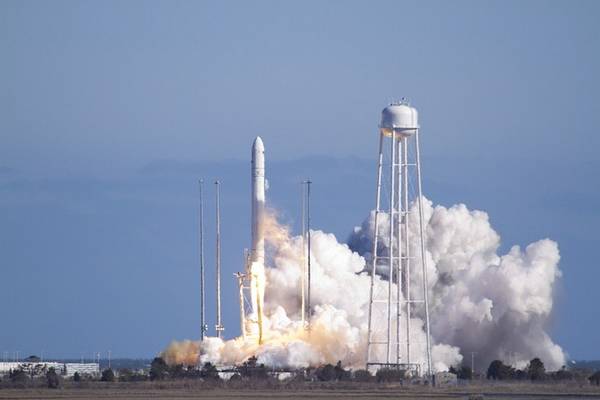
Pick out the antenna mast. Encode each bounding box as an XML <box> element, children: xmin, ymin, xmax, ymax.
<box><xmin>215</xmin><ymin>180</ymin><xmax>224</xmax><ymax>338</ymax></box>
<box><xmin>300</xmin><ymin>182</ymin><xmax>306</xmax><ymax>327</ymax></box>
<box><xmin>305</xmin><ymin>179</ymin><xmax>312</xmax><ymax>330</ymax></box>
<box><xmin>199</xmin><ymin>179</ymin><xmax>207</xmax><ymax>342</ymax></box>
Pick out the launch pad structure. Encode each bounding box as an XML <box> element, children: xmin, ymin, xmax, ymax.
<box><xmin>198</xmin><ymin>102</ymin><xmax>432</xmax><ymax>378</ymax></box>
<box><xmin>365</xmin><ymin>100</ymin><xmax>433</xmax><ymax>377</ymax></box>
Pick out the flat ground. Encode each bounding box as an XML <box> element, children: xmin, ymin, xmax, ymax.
<box><xmin>1</xmin><ymin>382</ymin><xmax>600</xmax><ymax>400</ymax></box>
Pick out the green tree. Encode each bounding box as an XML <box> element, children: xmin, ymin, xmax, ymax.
<box><xmin>353</xmin><ymin>369</ymin><xmax>372</xmax><ymax>382</ymax></box>
<box><xmin>514</xmin><ymin>369</ymin><xmax>527</xmax><ymax>380</ymax></box>
<box><xmin>589</xmin><ymin>371</ymin><xmax>600</xmax><ymax>386</ymax></box>
<box><xmin>229</xmin><ymin>373</ymin><xmax>242</xmax><ymax>384</ymax></box>
<box><xmin>487</xmin><ymin>360</ymin><xmax>513</xmax><ymax>380</ymax></box>
<box><xmin>149</xmin><ymin>357</ymin><xmax>169</xmax><ymax>381</ymax></box>
<box><xmin>552</xmin><ymin>366</ymin><xmax>573</xmax><ymax>381</ymax></box>
<box><xmin>457</xmin><ymin>365</ymin><xmax>473</xmax><ymax>380</ymax></box>
<box><xmin>118</xmin><ymin>368</ymin><xmax>148</xmax><ymax>382</ymax></box>
<box><xmin>449</xmin><ymin>365</ymin><xmax>472</xmax><ymax>379</ymax></box>
<box><xmin>487</xmin><ymin>360</ymin><xmax>502</xmax><ymax>379</ymax></box>
<box><xmin>315</xmin><ymin>364</ymin><xmax>337</xmax><ymax>381</ymax></box>
<box><xmin>9</xmin><ymin>369</ymin><xmax>28</xmax><ymax>384</ymax></box>
<box><xmin>101</xmin><ymin>368</ymin><xmax>115</xmax><ymax>382</ymax></box>
<box><xmin>73</xmin><ymin>372</ymin><xmax>81</xmax><ymax>382</ymax></box>
<box><xmin>118</xmin><ymin>368</ymin><xmax>133</xmax><ymax>382</ymax></box>
<box><xmin>237</xmin><ymin>356</ymin><xmax>268</xmax><ymax>380</ymax></box>
<box><xmin>46</xmin><ymin>367</ymin><xmax>60</xmax><ymax>389</ymax></box>
<box><xmin>185</xmin><ymin>365</ymin><xmax>201</xmax><ymax>379</ymax></box>
<box><xmin>375</xmin><ymin>368</ymin><xmax>405</xmax><ymax>383</ymax></box>
<box><xmin>527</xmin><ymin>358</ymin><xmax>546</xmax><ymax>381</ymax></box>
<box><xmin>169</xmin><ymin>364</ymin><xmax>186</xmax><ymax>379</ymax></box>
<box><xmin>334</xmin><ymin>361</ymin><xmax>351</xmax><ymax>381</ymax></box>
<box><xmin>201</xmin><ymin>362</ymin><xmax>220</xmax><ymax>380</ymax></box>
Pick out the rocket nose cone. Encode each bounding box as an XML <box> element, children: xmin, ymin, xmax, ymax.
<box><xmin>253</xmin><ymin>136</ymin><xmax>264</xmax><ymax>152</ymax></box>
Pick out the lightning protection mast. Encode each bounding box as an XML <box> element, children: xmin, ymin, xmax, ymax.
<box><xmin>305</xmin><ymin>179</ymin><xmax>312</xmax><ymax>331</ymax></box>
<box><xmin>199</xmin><ymin>179</ymin><xmax>207</xmax><ymax>343</ymax></box>
<box><xmin>365</xmin><ymin>99</ymin><xmax>432</xmax><ymax>378</ymax></box>
<box><xmin>300</xmin><ymin>182</ymin><xmax>307</xmax><ymax>327</ymax></box>
<box><xmin>215</xmin><ymin>180</ymin><xmax>224</xmax><ymax>339</ymax></box>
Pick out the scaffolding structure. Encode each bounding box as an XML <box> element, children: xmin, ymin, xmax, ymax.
<box><xmin>235</xmin><ymin>249</ymin><xmax>263</xmax><ymax>342</ymax></box>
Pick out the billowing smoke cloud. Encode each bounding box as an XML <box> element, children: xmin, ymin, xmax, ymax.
<box><xmin>348</xmin><ymin>199</ymin><xmax>564</xmax><ymax>371</ymax></box>
<box><xmin>161</xmin><ymin>198</ymin><xmax>564</xmax><ymax>372</ymax></box>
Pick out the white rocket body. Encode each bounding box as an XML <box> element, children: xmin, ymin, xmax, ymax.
<box><xmin>251</xmin><ymin>137</ymin><xmax>265</xmax><ymax>266</ymax></box>
<box><xmin>249</xmin><ymin>136</ymin><xmax>266</xmax><ymax>342</ymax></box>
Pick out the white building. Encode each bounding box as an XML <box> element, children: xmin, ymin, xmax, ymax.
<box><xmin>64</xmin><ymin>363</ymin><xmax>100</xmax><ymax>377</ymax></box>
<box><xmin>0</xmin><ymin>361</ymin><xmax>99</xmax><ymax>377</ymax></box>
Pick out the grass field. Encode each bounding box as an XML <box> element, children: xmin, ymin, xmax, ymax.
<box><xmin>2</xmin><ymin>382</ymin><xmax>600</xmax><ymax>400</ymax></box>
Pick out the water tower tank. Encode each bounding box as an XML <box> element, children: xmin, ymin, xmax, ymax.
<box><xmin>380</xmin><ymin>102</ymin><xmax>418</xmax><ymax>137</ymax></box>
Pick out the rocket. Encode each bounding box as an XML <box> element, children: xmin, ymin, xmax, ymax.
<box><xmin>251</xmin><ymin>136</ymin><xmax>265</xmax><ymax>266</ymax></box>
<box><xmin>249</xmin><ymin>136</ymin><xmax>265</xmax><ymax>343</ymax></box>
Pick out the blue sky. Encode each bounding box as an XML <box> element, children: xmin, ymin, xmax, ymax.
<box><xmin>1</xmin><ymin>0</ymin><xmax>599</xmax><ymax>361</ymax></box>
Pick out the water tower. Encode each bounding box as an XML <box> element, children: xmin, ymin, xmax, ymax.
<box><xmin>365</xmin><ymin>100</ymin><xmax>433</xmax><ymax>377</ymax></box>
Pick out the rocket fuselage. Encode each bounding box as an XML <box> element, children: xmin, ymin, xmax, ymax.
<box><xmin>249</xmin><ymin>136</ymin><xmax>266</xmax><ymax>343</ymax></box>
<box><xmin>251</xmin><ymin>137</ymin><xmax>265</xmax><ymax>265</ymax></box>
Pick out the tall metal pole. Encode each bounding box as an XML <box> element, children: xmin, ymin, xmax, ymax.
<box><xmin>366</xmin><ymin>133</ymin><xmax>384</xmax><ymax>368</ymax></box>
<box><xmin>300</xmin><ymin>182</ymin><xmax>306</xmax><ymax>327</ymax></box>
<box><xmin>415</xmin><ymin>131</ymin><xmax>432</xmax><ymax>377</ymax></box>
<box><xmin>402</xmin><ymin>137</ymin><xmax>411</xmax><ymax>366</ymax></box>
<box><xmin>306</xmin><ymin>179</ymin><xmax>312</xmax><ymax>330</ymax></box>
<box><xmin>199</xmin><ymin>180</ymin><xmax>206</xmax><ymax>342</ymax></box>
<box><xmin>386</xmin><ymin>132</ymin><xmax>396</xmax><ymax>364</ymax></box>
<box><xmin>215</xmin><ymin>180</ymin><xmax>223</xmax><ymax>339</ymax></box>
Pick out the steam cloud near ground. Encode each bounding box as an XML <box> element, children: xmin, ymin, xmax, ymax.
<box><xmin>161</xmin><ymin>199</ymin><xmax>564</xmax><ymax>372</ymax></box>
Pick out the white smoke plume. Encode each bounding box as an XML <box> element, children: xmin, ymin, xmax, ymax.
<box><xmin>161</xmin><ymin>199</ymin><xmax>564</xmax><ymax>372</ymax></box>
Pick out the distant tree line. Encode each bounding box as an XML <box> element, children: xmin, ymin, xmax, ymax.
<box><xmin>483</xmin><ymin>357</ymin><xmax>600</xmax><ymax>383</ymax></box>
<box><xmin>5</xmin><ymin>354</ymin><xmax>600</xmax><ymax>389</ymax></box>
<box><xmin>148</xmin><ymin>357</ymin><xmax>219</xmax><ymax>381</ymax></box>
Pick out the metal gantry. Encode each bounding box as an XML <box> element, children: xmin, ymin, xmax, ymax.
<box><xmin>235</xmin><ymin>249</ymin><xmax>260</xmax><ymax>341</ymax></box>
<box><xmin>365</xmin><ymin>102</ymin><xmax>432</xmax><ymax>377</ymax></box>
